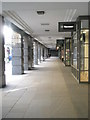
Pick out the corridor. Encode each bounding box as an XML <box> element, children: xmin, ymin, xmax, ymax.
<box><xmin>2</xmin><ymin>57</ymin><xmax>88</xmax><ymax>118</ymax></box>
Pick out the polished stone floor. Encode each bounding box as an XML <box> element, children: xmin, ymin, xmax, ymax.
<box><xmin>2</xmin><ymin>57</ymin><xmax>88</xmax><ymax>118</ymax></box>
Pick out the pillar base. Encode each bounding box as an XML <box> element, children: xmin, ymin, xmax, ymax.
<box><xmin>0</xmin><ymin>75</ymin><xmax>6</xmax><ymax>88</ymax></box>
<box><xmin>12</xmin><ymin>66</ymin><xmax>24</xmax><ymax>75</ymax></box>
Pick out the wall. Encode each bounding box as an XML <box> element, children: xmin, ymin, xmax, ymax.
<box><xmin>50</xmin><ymin>49</ymin><xmax>58</xmax><ymax>57</ymax></box>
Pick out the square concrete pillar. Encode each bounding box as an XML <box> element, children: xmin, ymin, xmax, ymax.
<box><xmin>41</xmin><ymin>46</ymin><xmax>43</xmax><ymax>61</ymax></box>
<box><xmin>38</xmin><ymin>43</ymin><xmax>41</xmax><ymax>63</ymax></box>
<box><xmin>12</xmin><ymin>36</ymin><xmax>24</xmax><ymax>75</ymax></box>
<box><xmin>28</xmin><ymin>37</ymin><xmax>33</xmax><ymax>69</ymax></box>
<box><xmin>0</xmin><ymin>15</ymin><xmax>6</xmax><ymax>87</ymax></box>
<box><xmin>41</xmin><ymin>45</ymin><xmax>44</xmax><ymax>61</ymax></box>
<box><xmin>44</xmin><ymin>47</ymin><xmax>47</xmax><ymax>59</ymax></box>
<box><xmin>46</xmin><ymin>48</ymin><xmax>48</xmax><ymax>58</ymax></box>
<box><xmin>33</xmin><ymin>41</ymin><xmax>38</xmax><ymax>65</ymax></box>
<box><xmin>23</xmin><ymin>36</ymin><xmax>28</xmax><ymax>71</ymax></box>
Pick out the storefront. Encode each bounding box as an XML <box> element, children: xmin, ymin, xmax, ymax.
<box><xmin>64</xmin><ymin>37</ymin><xmax>71</xmax><ymax>66</ymax></box>
<box><xmin>71</xmin><ymin>16</ymin><xmax>90</xmax><ymax>83</ymax></box>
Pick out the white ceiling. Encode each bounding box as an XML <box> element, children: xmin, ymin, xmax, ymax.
<box><xmin>2</xmin><ymin>2</ymin><xmax>88</xmax><ymax>48</ymax></box>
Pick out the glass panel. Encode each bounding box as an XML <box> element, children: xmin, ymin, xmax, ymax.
<box><xmin>81</xmin><ymin>20</ymin><xmax>89</xmax><ymax>29</ymax></box>
<box><xmin>80</xmin><ymin>29</ymin><xmax>89</xmax><ymax>43</ymax></box>
<box><xmin>66</xmin><ymin>39</ymin><xmax>69</xmax><ymax>48</ymax></box>
<box><xmin>66</xmin><ymin>60</ymin><xmax>70</xmax><ymax>65</ymax></box>
<box><xmin>73</xmin><ymin>32</ymin><xmax>77</xmax><ymax>68</ymax></box>
<box><xmin>80</xmin><ymin>71</ymin><xmax>88</xmax><ymax>82</ymax></box>
<box><xmin>77</xmin><ymin>57</ymin><xmax>79</xmax><ymax>69</ymax></box>
<box><xmin>77</xmin><ymin>70</ymin><xmax>79</xmax><ymax>80</ymax></box>
<box><xmin>80</xmin><ymin>44</ymin><xmax>89</xmax><ymax>58</ymax></box>
<box><xmin>65</xmin><ymin>38</ymin><xmax>71</xmax><ymax>66</ymax></box>
<box><xmin>73</xmin><ymin>46</ymin><xmax>77</xmax><ymax>67</ymax></box>
<box><xmin>72</xmin><ymin>67</ymin><xmax>77</xmax><ymax>78</ymax></box>
<box><xmin>80</xmin><ymin>58</ymin><xmax>88</xmax><ymax>70</ymax></box>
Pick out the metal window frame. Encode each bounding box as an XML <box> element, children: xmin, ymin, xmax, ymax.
<box><xmin>72</xmin><ymin>16</ymin><xmax>90</xmax><ymax>83</ymax></box>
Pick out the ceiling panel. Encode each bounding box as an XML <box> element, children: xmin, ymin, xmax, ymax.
<box><xmin>2</xmin><ymin>2</ymin><xmax>88</xmax><ymax>48</ymax></box>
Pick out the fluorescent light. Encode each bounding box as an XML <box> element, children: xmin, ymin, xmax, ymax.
<box><xmin>82</xmin><ymin>29</ymin><xmax>89</xmax><ymax>34</ymax></box>
<box><xmin>34</xmin><ymin>38</ymin><xmax>38</xmax><ymax>41</ymax></box>
<box><xmin>63</xmin><ymin>25</ymin><xmax>74</xmax><ymax>28</ymax></box>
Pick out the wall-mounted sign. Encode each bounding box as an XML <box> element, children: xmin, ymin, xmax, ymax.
<box><xmin>58</xmin><ymin>22</ymin><xmax>76</xmax><ymax>32</ymax></box>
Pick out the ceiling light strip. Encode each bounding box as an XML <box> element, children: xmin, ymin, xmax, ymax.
<box><xmin>64</xmin><ymin>9</ymin><xmax>69</xmax><ymax>22</ymax></box>
<box><xmin>70</xmin><ymin>9</ymin><xmax>77</xmax><ymax>21</ymax></box>
<box><xmin>66</xmin><ymin>9</ymin><xmax>73</xmax><ymax>22</ymax></box>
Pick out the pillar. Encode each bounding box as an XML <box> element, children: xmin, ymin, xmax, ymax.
<box><xmin>41</xmin><ymin>45</ymin><xmax>44</xmax><ymax>61</ymax></box>
<box><xmin>46</xmin><ymin>48</ymin><xmax>48</xmax><ymax>58</ymax></box>
<box><xmin>44</xmin><ymin>47</ymin><xmax>47</xmax><ymax>59</ymax></box>
<box><xmin>33</xmin><ymin>41</ymin><xmax>38</xmax><ymax>65</ymax></box>
<box><xmin>38</xmin><ymin>43</ymin><xmax>41</xmax><ymax>63</ymax></box>
<box><xmin>12</xmin><ymin>35</ymin><xmax>24</xmax><ymax>75</ymax></box>
<box><xmin>23</xmin><ymin>36</ymin><xmax>28</xmax><ymax>71</ymax></box>
<box><xmin>28</xmin><ymin>37</ymin><xmax>33</xmax><ymax>69</ymax></box>
<box><xmin>0</xmin><ymin>15</ymin><xmax>6</xmax><ymax>87</ymax></box>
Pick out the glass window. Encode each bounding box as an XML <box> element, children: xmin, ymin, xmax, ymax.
<box><xmin>80</xmin><ymin>30</ymin><xmax>89</xmax><ymax>43</ymax></box>
<box><xmin>81</xmin><ymin>20</ymin><xmax>89</xmax><ymax>29</ymax></box>
<box><xmin>80</xmin><ymin>58</ymin><xmax>88</xmax><ymax>70</ymax></box>
<box><xmin>80</xmin><ymin>44</ymin><xmax>89</xmax><ymax>58</ymax></box>
<box><xmin>80</xmin><ymin>71</ymin><xmax>88</xmax><ymax>82</ymax></box>
<box><xmin>73</xmin><ymin>46</ymin><xmax>77</xmax><ymax>67</ymax></box>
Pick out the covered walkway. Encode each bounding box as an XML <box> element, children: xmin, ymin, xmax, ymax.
<box><xmin>2</xmin><ymin>57</ymin><xmax>88</xmax><ymax>118</ymax></box>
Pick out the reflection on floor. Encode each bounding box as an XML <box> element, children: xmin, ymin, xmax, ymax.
<box><xmin>2</xmin><ymin>57</ymin><xmax>88</xmax><ymax>118</ymax></box>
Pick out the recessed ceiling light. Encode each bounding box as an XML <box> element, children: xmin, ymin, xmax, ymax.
<box><xmin>45</xmin><ymin>30</ymin><xmax>50</xmax><ymax>32</ymax></box>
<box><xmin>41</xmin><ymin>23</ymin><xmax>50</xmax><ymax>26</ymax></box>
<box><xmin>37</xmin><ymin>11</ymin><xmax>45</xmax><ymax>15</ymax></box>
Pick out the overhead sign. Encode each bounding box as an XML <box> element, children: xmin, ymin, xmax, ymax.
<box><xmin>58</xmin><ymin>22</ymin><xmax>76</xmax><ymax>32</ymax></box>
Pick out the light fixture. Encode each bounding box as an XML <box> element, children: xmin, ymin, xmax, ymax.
<box><xmin>56</xmin><ymin>46</ymin><xmax>59</xmax><ymax>50</ymax></box>
<box><xmin>45</xmin><ymin>30</ymin><xmax>50</xmax><ymax>32</ymax></box>
<box><xmin>41</xmin><ymin>23</ymin><xmax>49</xmax><ymax>26</ymax></box>
<box><xmin>34</xmin><ymin>38</ymin><xmax>38</xmax><ymax>41</ymax></box>
<box><xmin>82</xmin><ymin>29</ymin><xmax>89</xmax><ymax>34</ymax></box>
<box><xmin>63</xmin><ymin>25</ymin><xmax>74</xmax><ymax>29</ymax></box>
<box><xmin>37</xmin><ymin>11</ymin><xmax>45</xmax><ymax>15</ymax></box>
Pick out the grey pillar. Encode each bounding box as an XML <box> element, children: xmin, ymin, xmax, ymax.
<box><xmin>28</xmin><ymin>37</ymin><xmax>33</xmax><ymax>69</ymax></box>
<box><xmin>33</xmin><ymin>41</ymin><xmax>38</xmax><ymax>65</ymax></box>
<box><xmin>38</xmin><ymin>43</ymin><xmax>41</xmax><ymax>63</ymax></box>
<box><xmin>23</xmin><ymin>36</ymin><xmax>28</xmax><ymax>71</ymax></box>
<box><xmin>0</xmin><ymin>16</ymin><xmax>6</xmax><ymax>87</ymax></box>
<box><xmin>46</xmin><ymin>48</ymin><xmax>48</xmax><ymax>58</ymax></box>
<box><xmin>44</xmin><ymin>47</ymin><xmax>47</xmax><ymax>59</ymax></box>
<box><xmin>12</xmin><ymin>35</ymin><xmax>24</xmax><ymax>75</ymax></box>
<box><xmin>41</xmin><ymin>45</ymin><xmax>44</xmax><ymax>61</ymax></box>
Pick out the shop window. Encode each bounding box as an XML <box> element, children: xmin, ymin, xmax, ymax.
<box><xmin>71</xmin><ymin>16</ymin><xmax>89</xmax><ymax>83</ymax></box>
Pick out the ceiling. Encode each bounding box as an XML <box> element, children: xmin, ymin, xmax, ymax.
<box><xmin>2</xmin><ymin>2</ymin><xmax>88</xmax><ymax>48</ymax></box>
